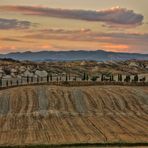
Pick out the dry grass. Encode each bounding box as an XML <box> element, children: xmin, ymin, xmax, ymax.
<box><xmin>0</xmin><ymin>85</ymin><xmax>147</xmax><ymax>146</ymax></box>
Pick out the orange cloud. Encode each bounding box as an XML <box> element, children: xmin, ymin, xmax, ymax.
<box><xmin>41</xmin><ymin>44</ymin><xmax>53</xmax><ymax>49</ymax></box>
<box><xmin>102</xmin><ymin>43</ymin><xmax>129</xmax><ymax>52</ymax></box>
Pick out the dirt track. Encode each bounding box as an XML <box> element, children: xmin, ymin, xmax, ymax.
<box><xmin>0</xmin><ymin>85</ymin><xmax>147</xmax><ymax>146</ymax></box>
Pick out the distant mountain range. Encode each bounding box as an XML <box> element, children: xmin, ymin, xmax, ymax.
<box><xmin>0</xmin><ymin>50</ymin><xmax>148</xmax><ymax>61</ymax></box>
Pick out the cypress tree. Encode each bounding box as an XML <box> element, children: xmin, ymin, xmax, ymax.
<box><xmin>74</xmin><ymin>76</ymin><xmax>77</xmax><ymax>81</ymax></box>
<box><xmin>27</xmin><ymin>76</ymin><xmax>29</xmax><ymax>83</ymax></box>
<box><xmin>50</xmin><ymin>74</ymin><xmax>52</xmax><ymax>81</ymax></box>
<box><xmin>134</xmin><ymin>75</ymin><xmax>138</xmax><ymax>82</ymax></box>
<box><xmin>86</xmin><ymin>74</ymin><xmax>89</xmax><ymax>81</ymax></box>
<box><xmin>10</xmin><ymin>80</ymin><xmax>13</xmax><ymax>86</ymax></box>
<box><xmin>120</xmin><ymin>74</ymin><xmax>122</xmax><ymax>82</ymax></box>
<box><xmin>125</xmin><ymin>75</ymin><xmax>130</xmax><ymax>82</ymax></box>
<box><xmin>118</xmin><ymin>74</ymin><xmax>120</xmax><ymax>81</ymax></box>
<box><xmin>16</xmin><ymin>80</ymin><xmax>19</xmax><ymax>86</ymax></box>
<box><xmin>66</xmin><ymin>74</ymin><xmax>68</xmax><ymax>81</ymax></box>
<box><xmin>69</xmin><ymin>73</ymin><xmax>71</xmax><ymax>81</ymax></box>
<box><xmin>6</xmin><ymin>80</ymin><xmax>9</xmax><ymax>87</ymax></box>
<box><xmin>47</xmin><ymin>75</ymin><xmax>49</xmax><ymax>82</ymax></box>
<box><xmin>101</xmin><ymin>74</ymin><xmax>104</xmax><ymax>81</ymax></box>
<box><xmin>82</xmin><ymin>72</ymin><xmax>86</xmax><ymax>81</ymax></box>
<box><xmin>0</xmin><ymin>78</ymin><xmax>2</xmax><ymax>87</ymax></box>
<box><xmin>37</xmin><ymin>76</ymin><xmax>39</xmax><ymax>83</ymax></box>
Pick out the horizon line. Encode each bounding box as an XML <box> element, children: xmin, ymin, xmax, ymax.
<box><xmin>0</xmin><ymin>49</ymin><xmax>148</xmax><ymax>55</ymax></box>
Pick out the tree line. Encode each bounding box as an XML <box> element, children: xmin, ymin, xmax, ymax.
<box><xmin>0</xmin><ymin>73</ymin><xmax>146</xmax><ymax>88</ymax></box>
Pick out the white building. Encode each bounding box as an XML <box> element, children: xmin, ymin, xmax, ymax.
<box><xmin>23</xmin><ymin>70</ymin><xmax>34</xmax><ymax>77</ymax></box>
<box><xmin>35</xmin><ymin>70</ymin><xmax>48</xmax><ymax>77</ymax></box>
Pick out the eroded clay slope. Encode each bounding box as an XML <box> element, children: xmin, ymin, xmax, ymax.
<box><xmin>0</xmin><ymin>85</ymin><xmax>148</xmax><ymax>146</ymax></box>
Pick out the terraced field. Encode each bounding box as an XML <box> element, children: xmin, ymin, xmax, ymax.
<box><xmin>0</xmin><ymin>85</ymin><xmax>148</xmax><ymax>146</ymax></box>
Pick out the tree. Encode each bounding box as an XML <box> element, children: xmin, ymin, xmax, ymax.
<box><xmin>66</xmin><ymin>74</ymin><xmax>68</xmax><ymax>81</ymax></box>
<box><xmin>140</xmin><ymin>77</ymin><xmax>146</xmax><ymax>82</ymax></box>
<box><xmin>91</xmin><ymin>76</ymin><xmax>97</xmax><ymax>81</ymax></box>
<box><xmin>86</xmin><ymin>74</ymin><xmax>89</xmax><ymax>81</ymax></box>
<box><xmin>16</xmin><ymin>80</ymin><xmax>19</xmax><ymax>86</ymax></box>
<box><xmin>0</xmin><ymin>78</ymin><xmax>2</xmax><ymax>87</ymax></box>
<box><xmin>3</xmin><ymin>68</ymin><xmax>11</xmax><ymax>75</ymax></box>
<box><xmin>27</xmin><ymin>76</ymin><xmax>29</xmax><ymax>83</ymax></box>
<box><xmin>120</xmin><ymin>74</ymin><xmax>122</xmax><ymax>82</ymax></box>
<box><xmin>74</xmin><ymin>76</ymin><xmax>77</xmax><ymax>81</ymax></box>
<box><xmin>101</xmin><ymin>74</ymin><xmax>104</xmax><ymax>81</ymax></box>
<box><xmin>82</xmin><ymin>72</ymin><xmax>86</xmax><ymax>81</ymax></box>
<box><xmin>47</xmin><ymin>75</ymin><xmax>49</xmax><ymax>82</ymax></box>
<box><xmin>110</xmin><ymin>74</ymin><xmax>114</xmax><ymax>81</ymax></box>
<box><xmin>10</xmin><ymin>80</ymin><xmax>13</xmax><ymax>86</ymax></box>
<box><xmin>118</xmin><ymin>74</ymin><xmax>122</xmax><ymax>82</ymax></box>
<box><xmin>6</xmin><ymin>80</ymin><xmax>9</xmax><ymax>87</ymax></box>
<box><xmin>125</xmin><ymin>75</ymin><xmax>130</xmax><ymax>82</ymax></box>
<box><xmin>134</xmin><ymin>75</ymin><xmax>138</xmax><ymax>82</ymax></box>
<box><xmin>50</xmin><ymin>74</ymin><xmax>52</xmax><ymax>81</ymax></box>
<box><xmin>69</xmin><ymin>73</ymin><xmax>71</xmax><ymax>81</ymax></box>
<box><xmin>37</xmin><ymin>76</ymin><xmax>39</xmax><ymax>83</ymax></box>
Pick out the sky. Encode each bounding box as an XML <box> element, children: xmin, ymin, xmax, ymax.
<box><xmin>0</xmin><ymin>0</ymin><xmax>148</xmax><ymax>54</ymax></box>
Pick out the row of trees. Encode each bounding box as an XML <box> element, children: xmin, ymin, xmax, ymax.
<box><xmin>82</xmin><ymin>73</ymin><xmax>145</xmax><ymax>82</ymax></box>
<box><xmin>0</xmin><ymin>73</ymin><xmax>146</xmax><ymax>87</ymax></box>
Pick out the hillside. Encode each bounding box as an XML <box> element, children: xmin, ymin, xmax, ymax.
<box><xmin>0</xmin><ymin>85</ymin><xmax>148</xmax><ymax>146</ymax></box>
<box><xmin>0</xmin><ymin>59</ymin><xmax>148</xmax><ymax>76</ymax></box>
<box><xmin>0</xmin><ymin>50</ymin><xmax>148</xmax><ymax>61</ymax></box>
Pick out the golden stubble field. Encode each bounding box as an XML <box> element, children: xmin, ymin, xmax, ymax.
<box><xmin>0</xmin><ymin>85</ymin><xmax>147</xmax><ymax>146</ymax></box>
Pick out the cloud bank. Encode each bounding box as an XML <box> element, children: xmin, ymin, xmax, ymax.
<box><xmin>0</xmin><ymin>18</ymin><xmax>32</xmax><ymax>29</ymax></box>
<box><xmin>23</xmin><ymin>28</ymin><xmax>148</xmax><ymax>43</ymax></box>
<box><xmin>0</xmin><ymin>5</ymin><xmax>144</xmax><ymax>27</ymax></box>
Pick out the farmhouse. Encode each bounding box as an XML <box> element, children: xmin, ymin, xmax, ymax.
<box><xmin>35</xmin><ymin>70</ymin><xmax>48</xmax><ymax>77</ymax></box>
<box><xmin>23</xmin><ymin>70</ymin><xmax>34</xmax><ymax>77</ymax></box>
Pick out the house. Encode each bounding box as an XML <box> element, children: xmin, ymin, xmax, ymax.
<box><xmin>113</xmin><ymin>75</ymin><xmax>118</xmax><ymax>82</ymax></box>
<box><xmin>129</xmin><ymin>62</ymin><xmax>139</xmax><ymax>67</ymax></box>
<box><xmin>102</xmin><ymin>75</ymin><xmax>111</xmax><ymax>81</ymax></box>
<box><xmin>130</xmin><ymin>75</ymin><xmax>135</xmax><ymax>82</ymax></box>
<box><xmin>145</xmin><ymin>65</ymin><xmax>148</xmax><ymax>69</ymax></box>
<box><xmin>80</xmin><ymin>61</ymin><xmax>87</xmax><ymax>66</ymax></box>
<box><xmin>3</xmin><ymin>75</ymin><xmax>12</xmax><ymax>79</ymax></box>
<box><xmin>19</xmin><ymin>66</ymin><xmax>26</xmax><ymax>73</ymax></box>
<box><xmin>11</xmin><ymin>68</ymin><xmax>18</xmax><ymax>77</ymax></box>
<box><xmin>138</xmin><ymin>74</ymin><xmax>148</xmax><ymax>82</ymax></box>
<box><xmin>23</xmin><ymin>70</ymin><xmax>34</xmax><ymax>77</ymax></box>
<box><xmin>35</xmin><ymin>70</ymin><xmax>48</xmax><ymax>77</ymax></box>
<box><xmin>0</xmin><ymin>69</ymin><xmax>4</xmax><ymax>78</ymax></box>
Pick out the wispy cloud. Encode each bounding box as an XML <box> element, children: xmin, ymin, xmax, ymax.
<box><xmin>0</xmin><ymin>18</ymin><xmax>33</xmax><ymax>30</ymax></box>
<box><xmin>22</xmin><ymin>28</ymin><xmax>148</xmax><ymax>44</ymax></box>
<box><xmin>0</xmin><ymin>37</ymin><xmax>22</xmax><ymax>42</ymax></box>
<box><xmin>19</xmin><ymin>28</ymin><xmax>148</xmax><ymax>53</ymax></box>
<box><xmin>0</xmin><ymin>5</ymin><xmax>144</xmax><ymax>28</ymax></box>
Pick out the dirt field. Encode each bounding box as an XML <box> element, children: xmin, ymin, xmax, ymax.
<box><xmin>0</xmin><ymin>85</ymin><xmax>147</xmax><ymax>146</ymax></box>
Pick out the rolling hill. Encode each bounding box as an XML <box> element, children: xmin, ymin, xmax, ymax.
<box><xmin>0</xmin><ymin>50</ymin><xmax>148</xmax><ymax>61</ymax></box>
<box><xmin>0</xmin><ymin>85</ymin><xmax>147</xmax><ymax>146</ymax></box>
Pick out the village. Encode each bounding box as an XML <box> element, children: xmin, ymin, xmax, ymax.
<box><xmin>0</xmin><ymin>64</ymin><xmax>148</xmax><ymax>88</ymax></box>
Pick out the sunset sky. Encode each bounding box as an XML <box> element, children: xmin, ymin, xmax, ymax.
<box><xmin>0</xmin><ymin>0</ymin><xmax>148</xmax><ymax>53</ymax></box>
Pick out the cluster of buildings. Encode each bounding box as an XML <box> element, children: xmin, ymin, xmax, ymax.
<box><xmin>0</xmin><ymin>62</ymin><xmax>147</xmax><ymax>87</ymax></box>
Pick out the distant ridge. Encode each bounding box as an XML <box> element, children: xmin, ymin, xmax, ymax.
<box><xmin>0</xmin><ymin>50</ymin><xmax>148</xmax><ymax>61</ymax></box>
